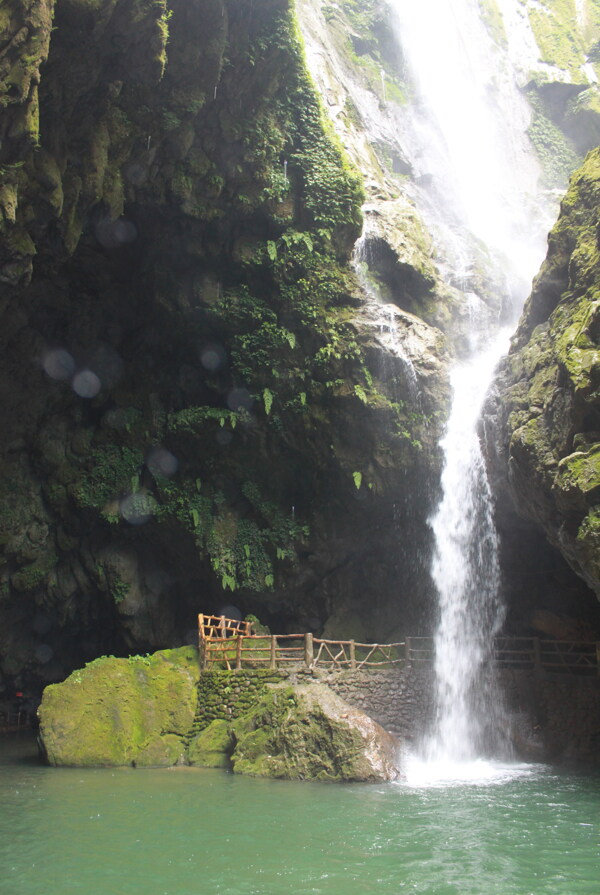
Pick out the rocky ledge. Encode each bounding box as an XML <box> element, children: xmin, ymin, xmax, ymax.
<box><xmin>38</xmin><ymin>648</ymin><xmax>400</xmax><ymax>782</ymax></box>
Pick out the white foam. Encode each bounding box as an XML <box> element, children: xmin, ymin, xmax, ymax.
<box><xmin>401</xmin><ymin>753</ymin><xmax>542</xmax><ymax>789</ymax></box>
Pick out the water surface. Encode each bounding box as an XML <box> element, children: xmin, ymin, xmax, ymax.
<box><xmin>2</xmin><ymin>735</ymin><xmax>599</xmax><ymax>895</ymax></box>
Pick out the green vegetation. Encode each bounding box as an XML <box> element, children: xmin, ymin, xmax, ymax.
<box><xmin>528</xmin><ymin>0</ymin><xmax>587</xmax><ymax>79</ymax></box>
<box><xmin>191</xmin><ymin>669</ymin><xmax>283</xmax><ymax>734</ymax></box>
<box><xmin>526</xmin><ymin>91</ymin><xmax>581</xmax><ymax>188</ymax></box>
<box><xmin>502</xmin><ymin>148</ymin><xmax>600</xmax><ymax>594</ymax></box>
<box><xmin>478</xmin><ymin>0</ymin><xmax>507</xmax><ymax>47</ymax></box>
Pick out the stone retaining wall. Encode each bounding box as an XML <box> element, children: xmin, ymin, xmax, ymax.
<box><xmin>193</xmin><ymin>665</ymin><xmax>600</xmax><ymax>766</ymax></box>
<box><xmin>315</xmin><ymin>666</ymin><xmax>434</xmax><ymax>741</ymax></box>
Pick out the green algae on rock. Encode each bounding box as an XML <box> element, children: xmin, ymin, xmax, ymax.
<box><xmin>187</xmin><ymin>719</ymin><xmax>234</xmax><ymax>769</ymax></box>
<box><xmin>38</xmin><ymin>647</ymin><xmax>199</xmax><ymax>767</ymax></box>
<box><xmin>39</xmin><ymin>654</ymin><xmax>400</xmax><ymax>781</ymax></box>
<box><xmin>493</xmin><ymin>148</ymin><xmax>600</xmax><ymax>599</ymax></box>
<box><xmin>230</xmin><ymin>683</ymin><xmax>399</xmax><ymax>782</ymax></box>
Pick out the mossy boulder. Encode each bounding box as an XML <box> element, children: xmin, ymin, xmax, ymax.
<box><xmin>230</xmin><ymin>683</ymin><xmax>399</xmax><ymax>782</ymax></box>
<box><xmin>38</xmin><ymin>646</ymin><xmax>200</xmax><ymax>767</ymax></box>
<box><xmin>187</xmin><ymin>719</ymin><xmax>234</xmax><ymax>769</ymax></box>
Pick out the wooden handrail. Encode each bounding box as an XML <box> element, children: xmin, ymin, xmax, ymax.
<box><xmin>198</xmin><ymin>616</ymin><xmax>600</xmax><ymax>675</ymax></box>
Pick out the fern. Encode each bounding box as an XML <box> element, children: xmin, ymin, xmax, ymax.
<box><xmin>354</xmin><ymin>384</ymin><xmax>368</xmax><ymax>404</ymax></box>
<box><xmin>263</xmin><ymin>388</ymin><xmax>274</xmax><ymax>415</ymax></box>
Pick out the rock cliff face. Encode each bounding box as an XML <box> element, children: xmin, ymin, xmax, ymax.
<box><xmin>491</xmin><ymin>148</ymin><xmax>600</xmax><ymax>620</ymax></box>
<box><xmin>5</xmin><ymin>0</ymin><xmax>600</xmax><ymax>698</ymax></box>
<box><xmin>0</xmin><ymin>0</ymin><xmax>449</xmax><ymax>695</ymax></box>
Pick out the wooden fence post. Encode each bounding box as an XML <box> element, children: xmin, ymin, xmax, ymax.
<box><xmin>198</xmin><ymin>614</ymin><xmax>206</xmax><ymax>670</ymax></box>
<box><xmin>236</xmin><ymin>636</ymin><xmax>243</xmax><ymax>671</ymax></box>
<box><xmin>304</xmin><ymin>632</ymin><xmax>314</xmax><ymax>669</ymax></box>
<box><xmin>270</xmin><ymin>635</ymin><xmax>277</xmax><ymax>670</ymax></box>
<box><xmin>349</xmin><ymin>640</ymin><xmax>356</xmax><ymax>670</ymax></box>
<box><xmin>533</xmin><ymin>637</ymin><xmax>541</xmax><ymax>672</ymax></box>
<box><xmin>405</xmin><ymin>637</ymin><xmax>411</xmax><ymax>663</ymax></box>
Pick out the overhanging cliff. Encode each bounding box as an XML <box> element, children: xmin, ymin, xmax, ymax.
<box><xmin>0</xmin><ymin>0</ymin><xmax>449</xmax><ymax>692</ymax></box>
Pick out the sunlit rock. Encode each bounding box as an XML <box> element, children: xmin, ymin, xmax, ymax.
<box><xmin>230</xmin><ymin>683</ymin><xmax>400</xmax><ymax>782</ymax></box>
<box><xmin>38</xmin><ymin>647</ymin><xmax>199</xmax><ymax>767</ymax></box>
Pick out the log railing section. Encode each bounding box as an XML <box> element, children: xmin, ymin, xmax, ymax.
<box><xmin>198</xmin><ymin>616</ymin><xmax>600</xmax><ymax>674</ymax></box>
<box><xmin>199</xmin><ymin>613</ymin><xmax>252</xmax><ymax>641</ymax></box>
<box><xmin>404</xmin><ymin>635</ymin><xmax>600</xmax><ymax>675</ymax></box>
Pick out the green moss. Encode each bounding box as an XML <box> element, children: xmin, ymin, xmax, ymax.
<box><xmin>39</xmin><ymin>647</ymin><xmax>200</xmax><ymax>767</ymax></box>
<box><xmin>187</xmin><ymin>719</ymin><xmax>234</xmax><ymax>767</ymax></box>
<box><xmin>11</xmin><ymin>551</ymin><xmax>58</xmax><ymax>593</ymax></box>
<box><xmin>527</xmin><ymin>91</ymin><xmax>581</xmax><ymax>189</ymax></box>
<box><xmin>191</xmin><ymin>669</ymin><xmax>283</xmax><ymax>734</ymax></box>
<box><xmin>578</xmin><ymin>505</ymin><xmax>600</xmax><ymax>539</ymax></box>
<box><xmin>230</xmin><ymin>684</ymin><xmax>391</xmax><ymax>781</ymax></box>
<box><xmin>528</xmin><ymin>1</ymin><xmax>586</xmax><ymax>79</ymax></box>
<box><xmin>478</xmin><ymin>0</ymin><xmax>507</xmax><ymax>47</ymax></box>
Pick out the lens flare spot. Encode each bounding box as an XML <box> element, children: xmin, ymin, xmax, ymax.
<box><xmin>73</xmin><ymin>370</ymin><xmax>101</xmax><ymax>398</ymax></box>
<box><xmin>146</xmin><ymin>447</ymin><xmax>178</xmax><ymax>478</ymax></box>
<box><xmin>227</xmin><ymin>388</ymin><xmax>252</xmax><ymax>412</ymax></box>
<box><xmin>120</xmin><ymin>492</ymin><xmax>157</xmax><ymax>525</ymax></box>
<box><xmin>43</xmin><ymin>349</ymin><xmax>75</xmax><ymax>381</ymax></box>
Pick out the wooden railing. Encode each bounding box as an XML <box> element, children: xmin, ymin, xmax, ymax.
<box><xmin>199</xmin><ymin>613</ymin><xmax>252</xmax><ymax>640</ymax></box>
<box><xmin>312</xmin><ymin>639</ymin><xmax>404</xmax><ymax>670</ymax></box>
<box><xmin>198</xmin><ymin>616</ymin><xmax>600</xmax><ymax>675</ymax></box>
<box><xmin>405</xmin><ymin>635</ymin><xmax>600</xmax><ymax>675</ymax></box>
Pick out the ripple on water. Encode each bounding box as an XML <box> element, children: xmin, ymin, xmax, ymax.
<box><xmin>1</xmin><ymin>736</ymin><xmax>600</xmax><ymax>895</ymax></box>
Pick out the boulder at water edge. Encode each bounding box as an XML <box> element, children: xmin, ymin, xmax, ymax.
<box><xmin>38</xmin><ymin>647</ymin><xmax>199</xmax><ymax>767</ymax></box>
<box><xmin>229</xmin><ymin>683</ymin><xmax>400</xmax><ymax>782</ymax></box>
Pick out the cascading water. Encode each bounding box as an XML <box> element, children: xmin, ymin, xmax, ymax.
<box><xmin>386</xmin><ymin>0</ymin><xmax>553</xmax><ymax>777</ymax></box>
<box><xmin>352</xmin><ymin>230</ymin><xmax>420</xmax><ymax>402</ymax></box>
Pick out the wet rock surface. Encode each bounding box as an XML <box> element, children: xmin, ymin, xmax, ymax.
<box><xmin>491</xmin><ymin>149</ymin><xmax>600</xmax><ymax>607</ymax></box>
<box><xmin>0</xmin><ymin>0</ymin><xmax>449</xmax><ymax>694</ymax></box>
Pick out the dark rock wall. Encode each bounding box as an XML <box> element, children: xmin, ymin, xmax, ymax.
<box><xmin>502</xmin><ymin>669</ymin><xmax>600</xmax><ymax>767</ymax></box>
<box><xmin>489</xmin><ymin>149</ymin><xmax>600</xmax><ymax>629</ymax></box>
<box><xmin>0</xmin><ymin>0</ymin><xmax>448</xmax><ymax>695</ymax></box>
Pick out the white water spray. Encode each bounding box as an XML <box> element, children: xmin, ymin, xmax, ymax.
<box><xmin>387</xmin><ymin>0</ymin><xmax>552</xmax><ymax>777</ymax></box>
<box><xmin>353</xmin><ymin>230</ymin><xmax>420</xmax><ymax>402</ymax></box>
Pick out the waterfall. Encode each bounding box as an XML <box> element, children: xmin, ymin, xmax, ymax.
<box><xmin>386</xmin><ymin>0</ymin><xmax>551</xmax><ymax>775</ymax></box>
<box><xmin>352</xmin><ymin>231</ymin><xmax>420</xmax><ymax>402</ymax></box>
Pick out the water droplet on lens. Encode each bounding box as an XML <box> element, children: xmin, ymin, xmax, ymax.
<box><xmin>34</xmin><ymin>644</ymin><xmax>54</xmax><ymax>664</ymax></box>
<box><xmin>218</xmin><ymin>604</ymin><xmax>242</xmax><ymax>620</ymax></box>
<box><xmin>146</xmin><ymin>447</ymin><xmax>178</xmax><ymax>478</ymax></box>
<box><xmin>94</xmin><ymin>215</ymin><xmax>138</xmax><ymax>249</ymax></box>
<box><xmin>200</xmin><ymin>343</ymin><xmax>226</xmax><ymax>371</ymax></box>
<box><xmin>73</xmin><ymin>370</ymin><xmax>101</xmax><ymax>398</ymax></box>
<box><xmin>120</xmin><ymin>492</ymin><xmax>157</xmax><ymax>525</ymax></box>
<box><xmin>43</xmin><ymin>349</ymin><xmax>75</xmax><ymax>380</ymax></box>
<box><xmin>227</xmin><ymin>388</ymin><xmax>252</xmax><ymax>412</ymax></box>
<box><xmin>124</xmin><ymin>162</ymin><xmax>148</xmax><ymax>186</ymax></box>
<box><xmin>215</xmin><ymin>429</ymin><xmax>232</xmax><ymax>447</ymax></box>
